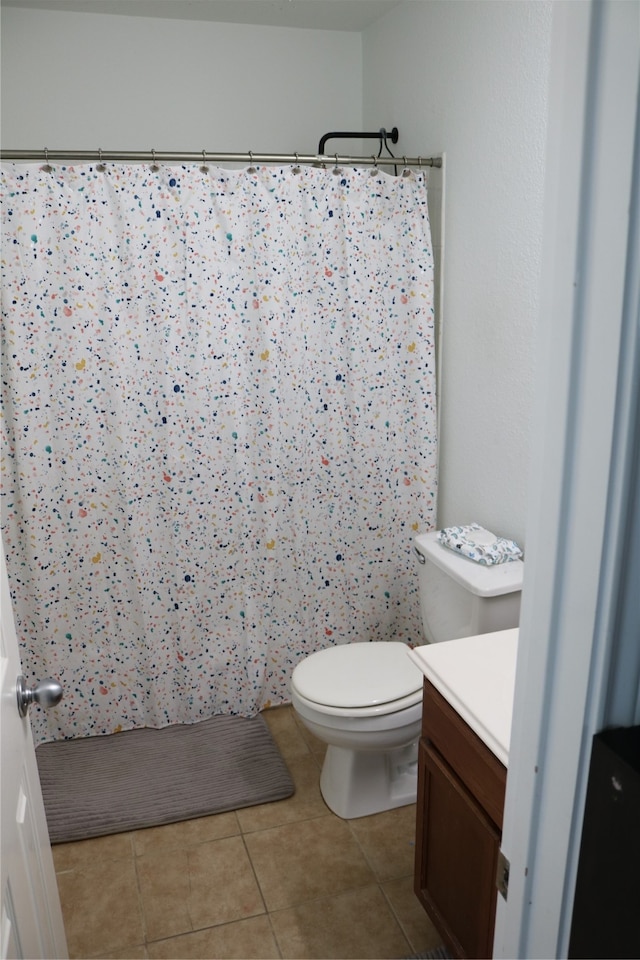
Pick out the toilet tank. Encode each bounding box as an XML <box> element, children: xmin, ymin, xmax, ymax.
<box><xmin>413</xmin><ymin>531</ymin><xmax>524</xmax><ymax>644</ymax></box>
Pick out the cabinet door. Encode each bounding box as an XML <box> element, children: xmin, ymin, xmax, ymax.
<box><xmin>415</xmin><ymin>740</ymin><xmax>501</xmax><ymax>959</ymax></box>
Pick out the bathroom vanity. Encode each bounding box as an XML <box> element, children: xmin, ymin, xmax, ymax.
<box><xmin>408</xmin><ymin>629</ymin><xmax>518</xmax><ymax>960</ymax></box>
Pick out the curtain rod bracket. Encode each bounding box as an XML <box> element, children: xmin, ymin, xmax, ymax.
<box><xmin>318</xmin><ymin>127</ymin><xmax>398</xmax><ymax>156</ymax></box>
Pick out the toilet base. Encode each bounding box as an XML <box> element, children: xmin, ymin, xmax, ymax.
<box><xmin>319</xmin><ymin>741</ymin><xmax>419</xmax><ymax>819</ymax></box>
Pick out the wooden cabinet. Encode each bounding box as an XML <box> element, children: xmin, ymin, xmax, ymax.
<box><xmin>415</xmin><ymin>678</ymin><xmax>507</xmax><ymax>959</ymax></box>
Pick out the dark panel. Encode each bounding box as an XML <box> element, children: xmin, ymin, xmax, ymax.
<box><xmin>569</xmin><ymin>726</ymin><xmax>640</xmax><ymax>959</ymax></box>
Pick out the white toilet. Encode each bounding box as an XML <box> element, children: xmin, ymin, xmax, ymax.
<box><xmin>290</xmin><ymin>529</ymin><xmax>524</xmax><ymax>819</ymax></box>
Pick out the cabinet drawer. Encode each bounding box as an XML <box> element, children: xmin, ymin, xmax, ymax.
<box><xmin>421</xmin><ymin>678</ymin><xmax>506</xmax><ymax>829</ymax></box>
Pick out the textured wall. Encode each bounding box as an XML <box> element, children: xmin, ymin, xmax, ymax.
<box><xmin>364</xmin><ymin>1</ymin><xmax>553</xmax><ymax>547</ymax></box>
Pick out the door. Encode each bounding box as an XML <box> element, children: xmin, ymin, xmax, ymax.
<box><xmin>494</xmin><ymin>2</ymin><xmax>640</xmax><ymax>956</ymax></box>
<box><xmin>0</xmin><ymin>545</ymin><xmax>68</xmax><ymax>959</ymax></box>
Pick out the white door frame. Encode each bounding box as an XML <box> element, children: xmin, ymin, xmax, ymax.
<box><xmin>494</xmin><ymin>1</ymin><xmax>640</xmax><ymax>957</ymax></box>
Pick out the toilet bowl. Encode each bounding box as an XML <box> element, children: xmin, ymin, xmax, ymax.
<box><xmin>291</xmin><ymin>528</ymin><xmax>524</xmax><ymax>819</ymax></box>
<box><xmin>290</xmin><ymin>642</ymin><xmax>423</xmax><ymax>819</ymax></box>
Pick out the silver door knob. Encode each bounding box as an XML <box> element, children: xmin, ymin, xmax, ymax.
<box><xmin>16</xmin><ymin>675</ymin><xmax>63</xmax><ymax>718</ymax></box>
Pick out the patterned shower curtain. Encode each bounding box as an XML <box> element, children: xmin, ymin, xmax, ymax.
<box><xmin>1</xmin><ymin>162</ymin><xmax>437</xmax><ymax>745</ymax></box>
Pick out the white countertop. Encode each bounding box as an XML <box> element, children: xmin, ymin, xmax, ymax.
<box><xmin>408</xmin><ymin>628</ymin><xmax>518</xmax><ymax>767</ymax></box>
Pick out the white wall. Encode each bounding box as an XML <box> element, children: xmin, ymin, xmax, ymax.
<box><xmin>0</xmin><ymin>7</ymin><xmax>362</xmax><ymax>154</ymax></box>
<box><xmin>363</xmin><ymin>1</ymin><xmax>553</xmax><ymax>546</ymax></box>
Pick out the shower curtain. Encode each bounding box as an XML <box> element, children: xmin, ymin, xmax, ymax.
<box><xmin>1</xmin><ymin>161</ymin><xmax>437</xmax><ymax>745</ymax></box>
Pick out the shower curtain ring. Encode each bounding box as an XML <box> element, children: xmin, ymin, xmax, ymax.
<box><xmin>247</xmin><ymin>151</ymin><xmax>257</xmax><ymax>174</ymax></box>
<box><xmin>369</xmin><ymin>155</ymin><xmax>378</xmax><ymax>176</ymax></box>
<box><xmin>402</xmin><ymin>156</ymin><xmax>411</xmax><ymax>177</ymax></box>
<box><xmin>42</xmin><ymin>147</ymin><xmax>52</xmax><ymax>173</ymax></box>
<box><xmin>150</xmin><ymin>149</ymin><xmax>160</xmax><ymax>172</ymax></box>
<box><xmin>332</xmin><ymin>154</ymin><xmax>342</xmax><ymax>176</ymax></box>
<box><xmin>200</xmin><ymin>149</ymin><xmax>208</xmax><ymax>174</ymax></box>
<box><xmin>96</xmin><ymin>148</ymin><xmax>106</xmax><ymax>173</ymax></box>
<box><xmin>292</xmin><ymin>152</ymin><xmax>301</xmax><ymax>174</ymax></box>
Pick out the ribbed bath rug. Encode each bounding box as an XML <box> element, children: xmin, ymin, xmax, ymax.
<box><xmin>36</xmin><ymin>714</ymin><xmax>294</xmax><ymax>843</ymax></box>
<box><xmin>404</xmin><ymin>947</ymin><xmax>451</xmax><ymax>960</ymax></box>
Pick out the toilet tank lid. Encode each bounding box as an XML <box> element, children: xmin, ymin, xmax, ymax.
<box><xmin>414</xmin><ymin>531</ymin><xmax>524</xmax><ymax>597</ymax></box>
<box><xmin>292</xmin><ymin>642</ymin><xmax>423</xmax><ymax>708</ymax></box>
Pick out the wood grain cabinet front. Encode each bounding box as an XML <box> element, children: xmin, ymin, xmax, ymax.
<box><xmin>414</xmin><ymin>679</ymin><xmax>507</xmax><ymax>959</ymax></box>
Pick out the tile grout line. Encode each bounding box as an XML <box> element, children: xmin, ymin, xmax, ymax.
<box><xmin>131</xmin><ymin>830</ymin><xmax>154</xmax><ymax>954</ymax></box>
<box><xmin>346</xmin><ymin>817</ymin><xmax>415</xmax><ymax>957</ymax></box>
<box><xmin>378</xmin><ymin>879</ymin><xmax>418</xmax><ymax>957</ymax></box>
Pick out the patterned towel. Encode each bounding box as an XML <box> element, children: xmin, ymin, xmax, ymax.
<box><xmin>437</xmin><ymin>522</ymin><xmax>523</xmax><ymax>565</ymax></box>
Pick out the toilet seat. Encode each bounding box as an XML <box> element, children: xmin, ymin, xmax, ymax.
<box><xmin>291</xmin><ymin>642</ymin><xmax>423</xmax><ymax>715</ymax></box>
<box><xmin>292</xmin><ymin>685</ymin><xmax>423</xmax><ymax>720</ymax></box>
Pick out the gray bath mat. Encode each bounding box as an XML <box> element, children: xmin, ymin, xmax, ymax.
<box><xmin>404</xmin><ymin>948</ymin><xmax>451</xmax><ymax>959</ymax></box>
<box><xmin>36</xmin><ymin>714</ymin><xmax>294</xmax><ymax>843</ymax></box>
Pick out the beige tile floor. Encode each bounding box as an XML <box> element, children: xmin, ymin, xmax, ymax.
<box><xmin>52</xmin><ymin>705</ymin><xmax>443</xmax><ymax>960</ymax></box>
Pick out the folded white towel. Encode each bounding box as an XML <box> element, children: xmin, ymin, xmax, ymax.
<box><xmin>437</xmin><ymin>522</ymin><xmax>523</xmax><ymax>565</ymax></box>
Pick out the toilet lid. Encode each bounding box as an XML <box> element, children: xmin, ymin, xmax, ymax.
<box><xmin>292</xmin><ymin>642</ymin><xmax>423</xmax><ymax>709</ymax></box>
